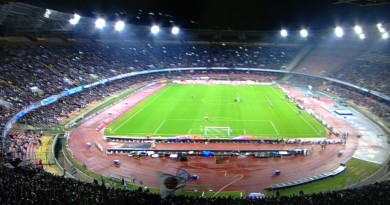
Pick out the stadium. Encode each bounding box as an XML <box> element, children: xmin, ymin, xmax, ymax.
<box><xmin>0</xmin><ymin>0</ymin><xmax>390</xmax><ymax>204</ymax></box>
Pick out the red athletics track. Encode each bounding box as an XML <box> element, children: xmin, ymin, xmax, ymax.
<box><xmin>68</xmin><ymin>83</ymin><xmax>359</xmax><ymax>194</ymax></box>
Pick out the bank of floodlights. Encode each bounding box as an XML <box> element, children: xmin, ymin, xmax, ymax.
<box><xmin>69</xmin><ymin>14</ymin><xmax>81</xmax><ymax>25</ymax></box>
<box><xmin>300</xmin><ymin>29</ymin><xmax>308</xmax><ymax>38</ymax></box>
<box><xmin>280</xmin><ymin>29</ymin><xmax>288</xmax><ymax>37</ymax></box>
<box><xmin>115</xmin><ymin>21</ymin><xmax>125</xmax><ymax>31</ymax></box>
<box><xmin>95</xmin><ymin>18</ymin><xmax>106</xmax><ymax>29</ymax></box>
<box><xmin>335</xmin><ymin>26</ymin><xmax>344</xmax><ymax>38</ymax></box>
<box><xmin>151</xmin><ymin>25</ymin><xmax>160</xmax><ymax>34</ymax></box>
<box><xmin>171</xmin><ymin>26</ymin><xmax>180</xmax><ymax>35</ymax></box>
<box><xmin>38</xmin><ymin>7</ymin><xmax>390</xmax><ymax>41</ymax></box>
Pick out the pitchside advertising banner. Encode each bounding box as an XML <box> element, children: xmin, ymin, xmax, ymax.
<box><xmin>41</xmin><ymin>96</ymin><xmax>58</xmax><ymax>106</ymax></box>
<box><xmin>173</xmin><ymin>80</ymin><xmax>272</xmax><ymax>85</ymax></box>
<box><xmin>65</xmin><ymin>86</ymin><xmax>84</xmax><ymax>96</ymax></box>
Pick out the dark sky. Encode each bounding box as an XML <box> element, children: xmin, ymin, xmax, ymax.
<box><xmin>18</xmin><ymin>0</ymin><xmax>390</xmax><ymax>31</ymax></box>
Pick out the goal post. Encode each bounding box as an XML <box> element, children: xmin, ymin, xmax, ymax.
<box><xmin>204</xmin><ymin>126</ymin><xmax>231</xmax><ymax>138</ymax></box>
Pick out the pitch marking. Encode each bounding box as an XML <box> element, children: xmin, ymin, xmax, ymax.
<box><xmin>113</xmin><ymin>87</ymin><xmax>170</xmax><ymax>133</ymax></box>
<box><xmin>153</xmin><ymin>119</ymin><xmax>166</xmax><ymax>134</ymax></box>
<box><xmin>270</xmin><ymin>120</ymin><xmax>280</xmax><ymax>135</ymax></box>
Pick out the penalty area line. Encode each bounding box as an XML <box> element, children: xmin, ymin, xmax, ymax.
<box><xmin>153</xmin><ymin>119</ymin><xmax>166</xmax><ymax>134</ymax></box>
<box><xmin>269</xmin><ymin>120</ymin><xmax>280</xmax><ymax>135</ymax></box>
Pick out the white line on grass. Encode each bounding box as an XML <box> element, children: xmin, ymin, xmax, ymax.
<box><xmin>153</xmin><ymin>119</ymin><xmax>166</xmax><ymax>134</ymax></box>
<box><xmin>270</xmin><ymin>120</ymin><xmax>280</xmax><ymax>135</ymax></box>
<box><xmin>299</xmin><ymin>115</ymin><xmax>320</xmax><ymax>135</ymax></box>
<box><xmin>264</xmin><ymin>95</ymin><xmax>273</xmax><ymax>108</ymax></box>
<box><xmin>273</xmin><ymin>87</ymin><xmax>321</xmax><ymax>136</ymax></box>
<box><xmin>113</xmin><ymin>87</ymin><xmax>170</xmax><ymax>133</ymax></box>
<box><xmin>167</xmin><ymin>119</ymin><xmax>271</xmax><ymax>122</ymax></box>
<box><xmin>271</xmin><ymin>86</ymin><xmax>285</xmax><ymax>99</ymax></box>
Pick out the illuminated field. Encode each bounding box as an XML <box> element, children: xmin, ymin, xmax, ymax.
<box><xmin>105</xmin><ymin>84</ymin><xmax>326</xmax><ymax>139</ymax></box>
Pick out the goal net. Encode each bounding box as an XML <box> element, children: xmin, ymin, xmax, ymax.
<box><xmin>204</xmin><ymin>126</ymin><xmax>231</xmax><ymax>138</ymax></box>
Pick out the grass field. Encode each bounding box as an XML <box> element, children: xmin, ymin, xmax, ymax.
<box><xmin>266</xmin><ymin>158</ymin><xmax>381</xmax><ymax>196</ymax></box>
<box><xmin>104</xmin><ymin>84</ymin><xmax>326</xmax><ymax>139</ymax></box>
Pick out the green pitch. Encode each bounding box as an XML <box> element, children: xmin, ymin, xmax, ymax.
<box><xmin>104</xmin><ymin>84</ymin><xmax>326</xmax><ymax>139</ymax></box>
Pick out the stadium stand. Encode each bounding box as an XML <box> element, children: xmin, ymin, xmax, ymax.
<box><xmin>0</xmin><ymin>157</ymin><xmax>390</xmax><ymax>205</ymax></box>
<box><xmin>0</xmin><ymin>8</ymin><xmax>389</xmax><ymax>203</ymax></box>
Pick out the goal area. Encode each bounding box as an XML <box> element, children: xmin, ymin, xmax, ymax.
<box><xmin>204</xmin><ymin>126</ymin><xmax>231</xmax><ymax>138</ymax></box>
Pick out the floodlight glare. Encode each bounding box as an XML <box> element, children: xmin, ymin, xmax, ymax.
<box><xmin>151</xmin><ymin>25</ymin><xmax>160</xmax><ymax>34</ymax></box>
<box><xmin>378</xmin><ymin>27</ymin><xmax>386</xmax><ymax>33</ymax></box>
<box><xmin>115</xmin><ymin>21</ymin><xmax>125</xmax><ymax>31</ymax></box>
<box><xmin>354</xmin><ymin>25</ymin><xmax>363</xmax><ymax>35</ymax></box>
<box><xmin>335</xmin><ymin>26</ymin><xmax>344</xmax><ymax>37</ymax></box>
<box><xmin>171</xmin><ymin>26</ymin><xmax>180</xmax><ymax>35</ymax></box>
<box><xmin>95</xmin><ymin>18</ymin><xmax>106</xmax><ymax>29</ymax></box>
<box><xmin>44</xmin><ymin>9</ymin><xmax>51</xmax><ymax>18</ymax></box>
<box><xmin>377</xmin><ymin>23</ymin><xmax>386</xmax><ymax>33</ymax></box>
<box><xmin>359</xmin><ymin>33</ymin><xmax>365</xmax><ymax>40</ymax></box>
<box><xmin>300</xmin><ymin>29</ymin><xmax>308</xmax><ymax>38</ymax></box>
<box><xmin>382</xmin><ymin>32</ymin><xmax>389</xmax><ymax>39</ymax></box>
<box><xmin>69</xmin><ymin>14</ymin><xmax>81</xmax><ymax>25</ymax></box>
<box><xmin>280</xmin><ymin>29</ymin><xmax>288</xmax><ymax>37</ymax></box>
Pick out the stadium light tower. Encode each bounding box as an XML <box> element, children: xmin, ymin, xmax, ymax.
<box><xmin>69</xmin><ymin>14</ymin><xmax>81</xmax><ymax>25</ymax></box>
<box><xmin>335</xmin><ymin>26</ymin><xmax>344</xmax><ymax>38</ymax></box>
<box><xmin>115</xmin><ymin>21</ymin><xmax>125</xmax><ymax>31</ymax></box>
<box><xmin>171</xmin><ymin>26</ymin><xmax>180</xmax><ymax>35</ymax></box>
<box><xmin>359</xmin><ymin>33</ymin><xmax>366</xmax><ymax>40</ymax></box>
<box><xmin>354</xmin><ymin>25</ymin><xmax>363</xmax><ymax>35</ymax></box>
<box><xmin>95</xmin><ymin>18</ymin><xmax>106</xmax><ymax>29</ymax></box>
<box><xmin>151</xmin><ymin>25</ymin><xmax>160</xmax><ymax>34</ymax></box>
<box><xmin>280</xmin><ymin>29</ymin><xmax>288</xmax><ymax>37</ymax></box>
<box><xmin>300</xmin><ymin>29</ymin><xmax>308</xmax><ymax>38</ymax></box>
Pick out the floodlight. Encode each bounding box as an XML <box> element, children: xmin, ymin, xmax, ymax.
<box><xmin>95</xmin><ymin>18</ymin><xmax>106</xmax><ymax>29</ymax></box>
<box><xmin>335</xmin><ymin>26</ymin><xmax>344</xmax><ymax>37</ymax></box>
<box><xmin>300</xmin><ymin>29</ymin><xmax>308</xmax><ymax>38</ymax></box>
<box><xmin>354</xmin><ymin>25</ymin><xmax>363</xmax><ymax>35</ymax></box>
<box><xmin>280</xmin><ymin>29</ymin><xmax>288</xmax><ymax>37</ymax></box>
<box><xmin>69</xmin><ymin>14</ymin><xmax>81</xmax><ymax>25</ymax></box>
<box><xmin>151</xmin><ymin>25</ymin><xmax>160</xmax><ymax>34</ymax></box>
<box><xmin>382</xmin><ymin>32</ymin><xmax>389</xmax><ymax>39</ymax></box>
<box><xmin>377</xmin><ymin>23</ymin><xmax>386</xmax><ymax>33</ymax></box>
<box><xmin>359</xmin><ymin>33</ymin><xmax>365</xmax><ymax>40</ymax></box>
<box><xmin>171</xmin><ymin>26</ymin><xmax>180</xmax><ymax>35</ymax></box>
<box><xmin>44</xmin><ymin>9</ymin><xmax>51</xmax><ymax>18</ymax></box>
<box><xmin>115</xmin><ymin>21</ymin><xmax>125</xmax><ymax>31</ymax></box>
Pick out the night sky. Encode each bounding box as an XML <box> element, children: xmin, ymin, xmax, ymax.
<box><xmin>17</xmin><ymin>0</ymin><xmax>390</xmax><ymax>31</ymax></box>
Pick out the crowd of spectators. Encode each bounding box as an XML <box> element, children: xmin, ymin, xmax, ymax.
<box><xmin>0</xmin><ymin>157</ymin><xmax>390</xmax><ymax>205</ymax></box>
<box><xmin>1</xmin><ymin>40</ymin><xmax>389</xmax><ymax>131</ymax></box>
<box><xmin>0</xmin><ymin>41</ymin><xmax>298</xmax><ymax>131</ymax></box>
<box><xmin>0</xmin><ymin>39</ymin><xmax>389</xmax><ymax>204</ymax></box>
<box><xmin>286</xmin><ymin>75</ymin><xmax>390</xmax><ymax>124</ymax></box>
<box><xmin>5</xmin><ymin>130</ymin><xmax>41</xmax><ymax>160</ymax></box>
<box><xmin>329</xmin><ymin>44</ymin><xmax>390</xmax><ymax>96</ymax></box>
<box><xmin>0</xmin><ymin>39</ymin><xmax>388</xmax><ymax>150</ymax></box>
<box><xmin>326</xmin><ymin>85</ymin><xmax>390</xmax><ymax>123</ymax></box>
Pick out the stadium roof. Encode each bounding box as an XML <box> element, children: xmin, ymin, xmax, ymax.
<box><xmin>12</xmin><ymin>0</ymin><xmax>390</xmax><ymax>31</ymax></box>
<box><xmin>333</xmin><ymin>0</ymin><xmax>390</xmax><ymax>6</ymax></box>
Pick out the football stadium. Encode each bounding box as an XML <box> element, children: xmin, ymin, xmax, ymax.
<box><xmin>0</xmin><ymin>1</ymin><xmax>390</xmax><ymax>204</ymax></box>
